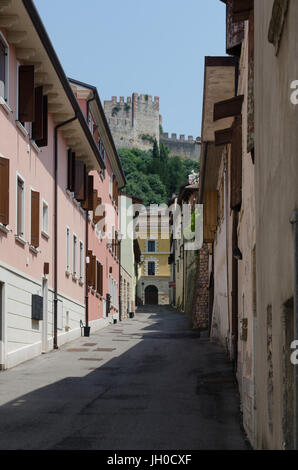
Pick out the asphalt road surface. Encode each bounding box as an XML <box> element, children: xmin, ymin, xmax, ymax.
<box><xmin>0</xmin><ymin>305</ymin><xmax>248</xmax><ymax>450</ymax></box>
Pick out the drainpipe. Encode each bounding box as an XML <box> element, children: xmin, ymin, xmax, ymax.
<box><xmin>291</xmin><ymin>211</ymin><xmax>298</xmax><ymax>449</ymax></box>
<box><xmin>119</xmin><ymin>238</ymin><xmax>122</xmax><ymax>321</ymax></box>
<box><xmin>85</xmin><ymin>210</ymin><xmax>89</xmax><ymax>329</ymax></box>
<box><xmin>54</xmin><ymin>114</ymin><xmax>78</xmax><ymax>350</ymax></box>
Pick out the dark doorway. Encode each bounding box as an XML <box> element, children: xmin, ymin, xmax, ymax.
<box><xmin>145</xmin><ymin>285</ymin><xmax>158</xmax><ymax>305</ymax></box>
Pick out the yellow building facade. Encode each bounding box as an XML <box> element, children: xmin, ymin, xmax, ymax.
<box><xmin>136</xmin><ymin>210</ymin><xmax>171</xmax><ymax>305</ymax></box>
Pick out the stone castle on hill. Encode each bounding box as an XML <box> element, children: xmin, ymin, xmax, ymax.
<box><xmin>104</xmin><ymin>93</ymin><xmax>201</xmax><ymax>161</ymax></box>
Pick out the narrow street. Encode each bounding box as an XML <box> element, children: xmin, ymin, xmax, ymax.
<box><xmin>0</xmin><ymin>307</ymin><xmax>248</xmax><ymax>450</ymax></box>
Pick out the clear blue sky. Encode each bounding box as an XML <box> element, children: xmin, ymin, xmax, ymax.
<box><xmin>34</xmin><ymin>0</ymin><xmax>226</xmax><ymax>138</ymax></box>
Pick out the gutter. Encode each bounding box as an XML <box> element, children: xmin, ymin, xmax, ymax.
<box><xmin>85</xmin><ymin>211</ymin><xmax>89</xmax><ymax>331</ymax></box>
<box><xmin>68</xmin><ymin>77</ymin><xmax>126</xmax><ymax>187</ymax></box>
<box><xmin>53</xmin><ymin>114</ymin><xmax>78</xmax><ymax>349</ymax></box>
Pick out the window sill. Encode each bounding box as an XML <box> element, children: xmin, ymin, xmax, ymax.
<box><xmin>15</xmin><ymin>235</ymin><xmax>27</xmax><ymax>246</ymax></box>
<box><xmin>79</xmin><ymin>279</ymin><xmax>84</xmax><ymax>287</ymax></box>
<box><xmin>65</xmin><ymin>269</ymin><xmax>71</xmax><ymax>277</ymax></box>
<box><xmin>29</xmin><ymin>245</ymin><xmax>39</xmax><ymax>255</ymax></box>
<box><xmin>72</xmin><ymin>274</ymin><xmax>78</xmax><ymax>282</ymax></box>
<box><xmin>16</xmin><ymin>120</ymin><xmax>29</xmax><ymax>136</ymax></box>
<box><xmin>30</xmin><ymin>140</ymin><xmax>41</xmax><ymax>153</ymax></box>
<box><xmin>41</xmin><ymin>230</ymin><xmax>50</xmax><ymax>240</ymax></box>
<box><xmin>0</xmin><ymin>223</ymin><xmax>11</xmax><ymax>234</ymax></box>
<box><xmin>0</xmin><ymin>97</ymin><xmax>12</xmax><ymax>115</ymax></box>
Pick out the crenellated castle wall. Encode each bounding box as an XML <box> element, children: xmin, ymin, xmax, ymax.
<box><xmin>104</xmin><ymin>94</ymin><xmax>201</xmax><ymax>161</ymax></box>
<box><xmin>160</xmin><ymin>133</ymin><xmax>201</xmax><ymax>161</ymax></box>
<box><xmin>104</xmin><ymin>93</ymin><xmax>160</xmax><ymax>151</ymax></box>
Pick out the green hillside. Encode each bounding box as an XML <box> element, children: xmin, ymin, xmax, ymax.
<box><xmin>118</xmin><ymin>141</ymin><xmax>200</xmax><ymax>205</ymax></box>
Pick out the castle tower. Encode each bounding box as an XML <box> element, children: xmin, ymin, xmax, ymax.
<box><xmin>104</xmin><ymin>93</ymin><xmax>161</xmax><ymax>151</ymax></box>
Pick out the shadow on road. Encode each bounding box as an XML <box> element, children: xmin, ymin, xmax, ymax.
<box><xmin>0</xmin><ymin>306</ymin><xmax>249</xmax><ymax>450</ymax></box>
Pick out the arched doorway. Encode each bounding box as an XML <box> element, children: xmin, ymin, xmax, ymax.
<box><xmin>145</xmin><ymin>285</ymin><xmax>158</xmax><ymax>305</ymax></box>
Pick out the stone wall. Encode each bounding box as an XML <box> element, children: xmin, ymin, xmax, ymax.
<box><xmin>191</xmin><ymin>243</ymin><xmax>210</xmax><ymax>330</ymax></box>
<box><xmin>160</xmin><ymin>133</ymin><xmax>201</xmax><ymax>162</ymax></box>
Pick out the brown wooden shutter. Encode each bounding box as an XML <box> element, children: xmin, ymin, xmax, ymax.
<box><xmin>230</xmin><ymin>115</ymin><xmax>243</xmax><ymax>211</ymax></box>
<box><xmin>74</xmin><ymin>161</ymin><xmax>86</xmax><ymax>201</ymax></box>
<box><xmin>225</xmin><ymin>0</ymin><xmax>245</xmax><ymax>57</ymax></box>
<box><xmin>97</xmin><ymin>261</ymin><xmax>103</xmax><ymax>295</ymax></box>
<box><xmin>36</xmin><ymin>95</ymin><xmax>48</xmax><ymax>148</ymax></box>
<box><xmin>214</xmin><ymin>95</ymin><xmax>244</xmax><ymax>121</ymax></box>
<box><xmin>0</xmin><ymin>40</ymin><xmax>5</xmax><ymax>89</ymax></box>
<box><xmin>67</xmin><ymin>150</ymin><xmax>75</xmax><ymax>192</ymax></box>
<box><xmin>0</xmin><ymin>157</ymin><xmax>9</xmax><ymax>226</ymax></box>
<box><xmin>19</xmin><ymin>65</ymin><xmax>35</xmax><ymax>122</ymax></box>
<box><xmin>32</xmin><ymin>86</ymin><xmax>43</xmax><ymax>141</ymax></box>
<box><xmin>91</xmin><ymin>255</ymin><xmax>96</xmax><ymax>290</ymax></box>
<box><xmin>232</xmin><ymin>0</ymin><xmax>254</xmax><ymax>22</ymax></box>
<box><xmin>88</xmin><ymin>250</ymin><xmax>93</xmax><ymax>287</ymax></box>
<box><xmin>92</xmin><ymin>190</ymin><xmax>98</xmax><ymax>214</ymax></box>
<box><xmin>100</xmin><ymin>263</ymin><xmax>103</xmax><ymax>295</ymax></box>
<box><xmin>82</xmin><ymin>175</ymin><xmax>94</xmax><ymax>211</ymax></box>
<box><xmin>31</xmin><ymin>191</ymin><xmax>40</xmax><ymax>247</ymax></box>
<box><xmin>203</xmin><ymin>190</ymin><xmax>218</xmax><ymax>243</ymax></box>
<box><xmin>215</xmin><ymin>127</ymin><xmax>233</xmax><ymax>146</ymax></box>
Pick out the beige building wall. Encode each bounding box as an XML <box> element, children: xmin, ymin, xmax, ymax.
<box><xmin>255</xmin><ymin>0</ymin><xmax>298</xmax><ymax>449</ymax></box>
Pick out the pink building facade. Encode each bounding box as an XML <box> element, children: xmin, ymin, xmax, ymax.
<box><xmin>70</xmin><ymin>79</ymin><xmax>125</xmax><ymax>324</ymax></box>
<box><xmin>0</xmin><ymin>0</ymin><xmax>124</xmax><ymax>369</ymax></box>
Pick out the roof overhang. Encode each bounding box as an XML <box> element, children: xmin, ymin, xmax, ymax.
<box><xmin>69</xmin><ymin>78</ymin><xmax>126</xmax><ymax>188</ymax></box>
<box><xmin>199</xmin><ymin>56</ymin><xmax>237</xmax><ymax>203</ymax></box>
<box><xmin>1</xmin><ymin>0</ymin><xmax>105</xmax><ymax>171</ymax></box>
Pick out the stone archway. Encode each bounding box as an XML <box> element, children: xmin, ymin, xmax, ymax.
<box><xmin>145</xmin><ymin>285</ymin><xmax>158</xmax><ymax>305</ymax></box>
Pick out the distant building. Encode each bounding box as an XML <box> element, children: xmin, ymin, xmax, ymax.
<box><xmin>136</xmin><ymin>208</ymin><xmax>171</xmax><ymax>305</ymax></box>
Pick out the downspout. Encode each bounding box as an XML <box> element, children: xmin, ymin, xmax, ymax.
<box><xmin>291</xmin><ymin>211</ymin><xmax>298</xmax><ymax>449</ymax></box>
<box><xmin>119</xmin><ymin>238</ymin><xmax>122</xmax><ymax>321</ymax></box>
<box><xmin>54</xmin><ymin>114</ymin><xmax>78</xmax><ymax>350</ymax></box>
<box><xmin>85</xmin><ymin>210</ymin><xmax>89</xmax><ymax>329</ymax></box>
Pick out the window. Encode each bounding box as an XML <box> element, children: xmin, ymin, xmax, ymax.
<box><xmin>66</xmin><ymin>228</ymin><xmax>70</xmax><ymax>272</ymax></box>
<box><xmin>79</xmin><ymin>241</ymin><xmax>84</xmax><ymax>281</ymax></box>
<box><xmin>30</xmin><ymin>190</ymin><xmax>40</xmax><ymax>248</ymax></box>
<box><xmin>0</xmin><ymin>34</ymin><xmax>8</xmax><ymax>102</ymax></box>
<box><xmin>73</xmin><ymin>234</ymin><xmax>77</xmax><ymax>276</ymax></box>
<box><xmin>18</xmin><ymin>65</ymin><xmax>35</xmax><ymax>123</ymax></box>
<box><xmin>109</xmin><ymin>175</ymin><xmax>113</xmax><ymax>197</ymax></box>
<box><xmin>96</xmin><ymin>261</ymin><xmax>103</xmax><ymax>295</ymax></box>
<box><xmin>148</xmin><ymin>261</ymin><xmax>156</xmax><ymax>276</ymax></box>
<box><xmin>17</xmin><ymin>176</ymin><xmax>24</xmax><ymax>237</ymax></box>
<box><xmin>0</xmin><ymin>157</ymin><xmax>9</xmax><ymax>226</ymax></box>
<box><xmin>42</xmin><ymin>201</ymin><xmax>49</xmax><ymax>235</ymax></box>
<box><xmin>147</xmin><ymin>240</ymin><xmax>156</xmax><ymax>252</ymax></box>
